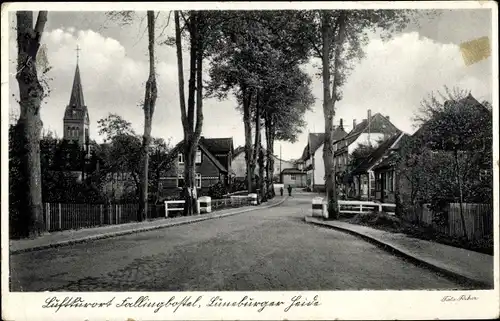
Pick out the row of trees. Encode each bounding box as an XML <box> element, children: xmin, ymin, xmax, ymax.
<box><xmin>13</xmin><ymin>9</ymin><xmax>421</xmax><ymax>237</ymax></box>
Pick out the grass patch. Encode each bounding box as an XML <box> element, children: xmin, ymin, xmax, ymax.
<box><xmin>343</xmin><ymin>212</ymin><xmax>493</xmax><ymax>255</ymax></box>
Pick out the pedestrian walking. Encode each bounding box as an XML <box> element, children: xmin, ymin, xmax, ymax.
<box><xmin>287</xmin><ymin>184</ymin><xmax>292</xmax><ymax>196</ymax></box>
<box><xmin>280</xmin><ymin>186</ymin><xmax>284</xmax><ymax>196</ymax></box>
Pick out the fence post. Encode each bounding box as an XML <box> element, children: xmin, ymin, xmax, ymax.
<box><xmin>45</xmin><ymin>203</ymin><xmax>51</xmax><ymax>231</ymax></box>
<box><xmin>58</xmin><ymin>203</ymin><xmax>62</xmax><ymax>230</ymax></box>
<box><xmin>359</xmin><ymin>204</ymin><xmax>363</xmax><ymax>213</ymax></box>
<box><xmin>378</xmin><ymin>204</ymin><xmax>382</xmax><ymax>212</ymax></box>
<box><xmin>100</xmin><ymin>205</ymin><xmax>104</xmax><ymax>225</ymax></box>
<box><xmin>165</xmin><ymin>201</ymin><xmax>169</xmax><ymax>218</ymax></box>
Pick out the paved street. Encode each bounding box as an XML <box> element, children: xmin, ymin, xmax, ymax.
<box><xmin>10</xmin><ymin>196</ymin><xmax>463</xmax><ymax>291</ymax></box>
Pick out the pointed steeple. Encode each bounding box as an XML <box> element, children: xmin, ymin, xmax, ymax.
<box><xmin>69</xmin><ymin>63</ymin><xmax>85</xmax><ymax>108</ymax></box>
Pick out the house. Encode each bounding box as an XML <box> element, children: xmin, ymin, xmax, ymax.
<box><xmin>281</xmin><ymin>168</ymin><xmax>307</xmax><ymax>188</ymax></box>
<box><xmin>372</xmin><ymin>133</ymin><xmax>411</xmax><ymax>203</ymax></box>
<box><xmin>158</xmin><ymin>137</ymin><xmax>234</xmax><ymax>198</ymax></box>
<box><xmin>231</xmin><ymin>145</ymin><xmax>296</xmax><ymax>182</ymax></box>
<box><xmin>350</xmin><ymin>132</ymin><xmax>407</xmax><ymax>201</ymax></box>
<box><xmin>394</xmin><ymin>94</ymin><xmax>493</xmax><ymax>207</ymax></box>
<box><xmin>333</xmin><ymin>110</ymin><xmax>400</xmax><ymax>194</ymax></box>
<box><xmin>300</xmin><ymin>121</ymin><xmax>348</xmax><ymax>192</ymax></box>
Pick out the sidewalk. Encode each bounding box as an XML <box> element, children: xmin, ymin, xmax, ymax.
<box><xmin>304</xmin><ymin>216</ymin><xmax>494</xmax><ymax>288</ymax></box>
<box><xmin>10</xmin><ymin>196</ymin><xmax>287</xmax><ymax>254</ymax></box>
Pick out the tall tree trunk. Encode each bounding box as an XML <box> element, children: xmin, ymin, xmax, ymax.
<box><xmin>258</xmin><ymin>147</ymin><xmax>266</xmax><ymax>203</ymax></box>
<box><xmin>138</xmin><ymin>11</ymin><xmax>157</xmax><ymax>222</ymax></box>
<box><xmin>15</xmin><ymin>11</ymin><xmax>48</xmax><ymax>238</ymax></box>
<box><xmin>264</xmin><ymin>113</ymin><xmax>276</xmax><ymax>199</ymax></box>
<box><xmin>243</xmin><ymin>87</ymin><xmax>254</xmax><ymax>193</ymax></box>
<box><xmin>454</xmin><ymin>150</ymin><xmax>468</xmax><ymax>240</ymax></box>
<box><xmin>321</xmin><ymin>12</ymin><xmax>346</xmax><ymax>220</ymax></box>
<box><xmin>253</xmin><ymin>91</ymin><xmax>262</xmax><ymax>200</ymax></box>
<box><xmin>181</xmin><ymin>11</ymin><xmax>204</xmax><ymax>216</ymax></box>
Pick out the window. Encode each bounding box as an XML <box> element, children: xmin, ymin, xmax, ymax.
<box><xmin>383</xmin><ymin>171</ymin><xmax>394</xmax><ymax>192</ymax></box>
<box><xmin>376</xmin><ymin>173</ymin><xmax>382</xmax><ymax>191</ymax></box>
<box><xmin>290</xmin><ymin>174</ymin><xmax>296</xmax><ymax>180</ymax></box>
<box><xmin>178</xmin><ymin>153</ymin><xmax>184</xmax><ymax>164</ymax></box>
<box><xmin>195</xmin><ymin>149</ymin><xmax>202</xmax><ymax>164</ymax></box>
<box><xmin>177</xmin><ymin>175</ymin><xmax>185</xmax><ymax>188</ymax></box>
<box><xmin>196</xmin><ymin>173</ymin><xmax>202</xmax><ymax>188</ymax></box>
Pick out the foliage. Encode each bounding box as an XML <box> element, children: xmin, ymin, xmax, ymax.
<box><xmin>349</xmin><ymin>142</ymin><xmax>377</xmax><ymax>169</ymax></box>
<box><xmin>230</xmin><ymin>179</ymin><xmax>247</xmax><ymax>193</ymax></box>
<box><xmin>397</xmin><ymin>86</ymin><xmax>492</xmax><ymax>240</ymax></box>
<box><xmin>97</xmin><ymin>113</ymin><xmax>136</xmax><ymax>142</ymax></box>
<box><xmin>208</xmin><ymin>181</ymin><xmax>228</xmax><ymax>199</ymax></box>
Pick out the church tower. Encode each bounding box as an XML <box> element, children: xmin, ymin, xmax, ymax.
<box><xmin>63</xmin><ymin>46</ymin><xmax>89</xmax><ymax>149</ymax></box>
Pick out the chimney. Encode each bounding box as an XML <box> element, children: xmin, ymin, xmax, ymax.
<box><xmin>367</xmin><ymin>109</ymin><xmax>372</xmax><ymax>120</ymax></box>
<box><xmin>339</xmin><ymin>118</ymin><xmax>344</xmax><ymax>130</ymax></box>
<box><xmin>386</xmin><ymin>115</ymin><xmax>390</xmax><ymax>121</ymax></box>
<box><xmin>353</xmin><ymin>119</ymin><xmax>357</xmax><ymax>128</ymax></box>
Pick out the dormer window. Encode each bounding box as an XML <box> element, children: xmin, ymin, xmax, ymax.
<box><xmin>178</xmin><ymin>153</ymin><xmax>184</xmax><ymax>164</ymax></box>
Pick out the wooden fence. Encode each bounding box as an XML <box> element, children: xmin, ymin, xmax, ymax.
<box><xmin>43</xmin><ymin>203</ymin><xmax>166</xmax><ymax>232</ymax></box>
<box><xmin>404</xmin><ymin>203</ymin><xmax>493</xmax><ymax>240</ymax></box>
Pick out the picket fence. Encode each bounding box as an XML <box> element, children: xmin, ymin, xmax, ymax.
<box><xmin>42</xmin><ymin>197</ymin><xmax>253</xmax><ymax>232</ymax></box>
<box><xmin>404</xmin><ymin>203</ymin><xmax>493</xmax><ymax>240</ymax></box>
<box><xmin>42</xmin><ymin>203</ymin><xmax>166</xmax><ymax>232</ymax></box>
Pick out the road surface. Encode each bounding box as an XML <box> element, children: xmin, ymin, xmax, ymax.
<box><xmin>10</xmin><ymin>195</ymin><xmax>463</xmax><ymax>291</ymax></box>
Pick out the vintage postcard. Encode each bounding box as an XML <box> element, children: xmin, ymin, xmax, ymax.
<box><xmin>1</xmin><ymin>1</ymin><xmax>498</xmax><ymax>320</ymax></box>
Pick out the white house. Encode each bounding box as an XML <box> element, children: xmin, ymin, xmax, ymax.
<box><xmin>300</xmin><ymin>124</ymin><xmax>348</xmax><ymax>192</ymax></box>
<box><xmin>231</xmin><ymin>146</ymin><xmax>296</xmax><ymax>182</ymax></box>
<box><xmin>334</xmin><ymin>110</ymin><xmax>401</xmax><ymax>198</ymax></box>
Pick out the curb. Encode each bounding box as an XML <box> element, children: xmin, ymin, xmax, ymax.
<box><xmin>10</xmin><ymin>197</ymin><xmax>287</xmax><ymax>255</ymax></box>
<box><xmin>304</xmin><ymin>216</ymin><xmax>491</xmax><ymax>289</ymax></box>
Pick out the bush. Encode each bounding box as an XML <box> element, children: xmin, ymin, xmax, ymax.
<box><xmin>350</xmin><ymin>211</ymin><xmax>402</xmax><ymax>230</ymax></box>
<box><xmin>230</xmin><ymin>179</ymin><xmax>247</xmax><ymax>193</ymax></box>
<box><xmin>208</xmin><ymin>181</ymin><xmax>227</xmax><ymax>199</ymax></box>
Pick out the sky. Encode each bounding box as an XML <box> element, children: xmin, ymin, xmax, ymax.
<box><xmin>7</xmin><ymin>8</ymin><xmax>493</xmax><ymax>161</ymax></box>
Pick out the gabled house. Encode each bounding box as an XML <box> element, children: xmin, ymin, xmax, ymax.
<box><xmin>372</xmin><ymin>133</ymin><xmax>410</xmax><ymax>203</ymax></box>
<box><xmin>394</xmin><ymin>93</ymin><xmax>493</xmax><ymax>207</ymax></box>
<box><xmin>350</xmin><ymin>132</ymin><xmax>407</xmax><ymax>201</ymax></box>
<box><xmin>231</xmin><ymin>145</ymin><xmax>296</xmax><ymax>182</ymax></box>
<box><xmin>333</xmin><ymin>110</ymin><xmax>400</xmax><ymax>194</ymax></box>
<box><xmin>158</xmin><ymin>137</ymin><xmax>234</xmax><ymax>198</ymax></box>
<box><xmin>300</xmin><ymin>122</ymin><xmax>348</xmax><ymax>192</ymax></box>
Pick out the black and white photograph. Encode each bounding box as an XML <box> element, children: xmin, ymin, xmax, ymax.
<box><xmin>2</xmin><ymin>2</ymin><xmax>498</xmax><ymax>320</ymax></box>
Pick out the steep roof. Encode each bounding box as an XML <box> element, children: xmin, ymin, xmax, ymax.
<box><xmin>301</xmin><ymin>127</ymin><xmax>348</xmax><ymax>161</ymax></box>
<box><xmin>335</xmin><ymin>113</ymin><xmax>400</xmax><ymax>155</ymax></box>
<box><xmin>171</xmin><ymin>138</ymin><xmax>229</xmax><ymax>173</ymax></box>
<box><xmin>64</xmin><ymin>64</ymin><xmax>89</xmax><ymax>122</ymax></box>
<box><xmin>351</xmin><ymin>132</ymin><xmax>405</xmax><ymax>175</ymax></box>
<box><xmin>233</xmin><ymin>146</ymin><xmax>245</xmax><ymax>158</ymax></box>
<box><xmin>201</xmin><ymin>137</ymin><xmax>234</xmax><ymax>155</ymax></box>
<box><xmin>281</xmin><ymin>168</ymin><xmax>307</xmax><ymax>175</ymax></box>
<box><xmin>373</xmin><ymin>134</ymin><xmax>411</xmax><ymax>171</ymax></box>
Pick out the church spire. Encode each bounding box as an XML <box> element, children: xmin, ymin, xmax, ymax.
<box><xmin>69</xmin><ymin>59</ymin><xmax>85</xmax><ymax>108</ymax></box>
